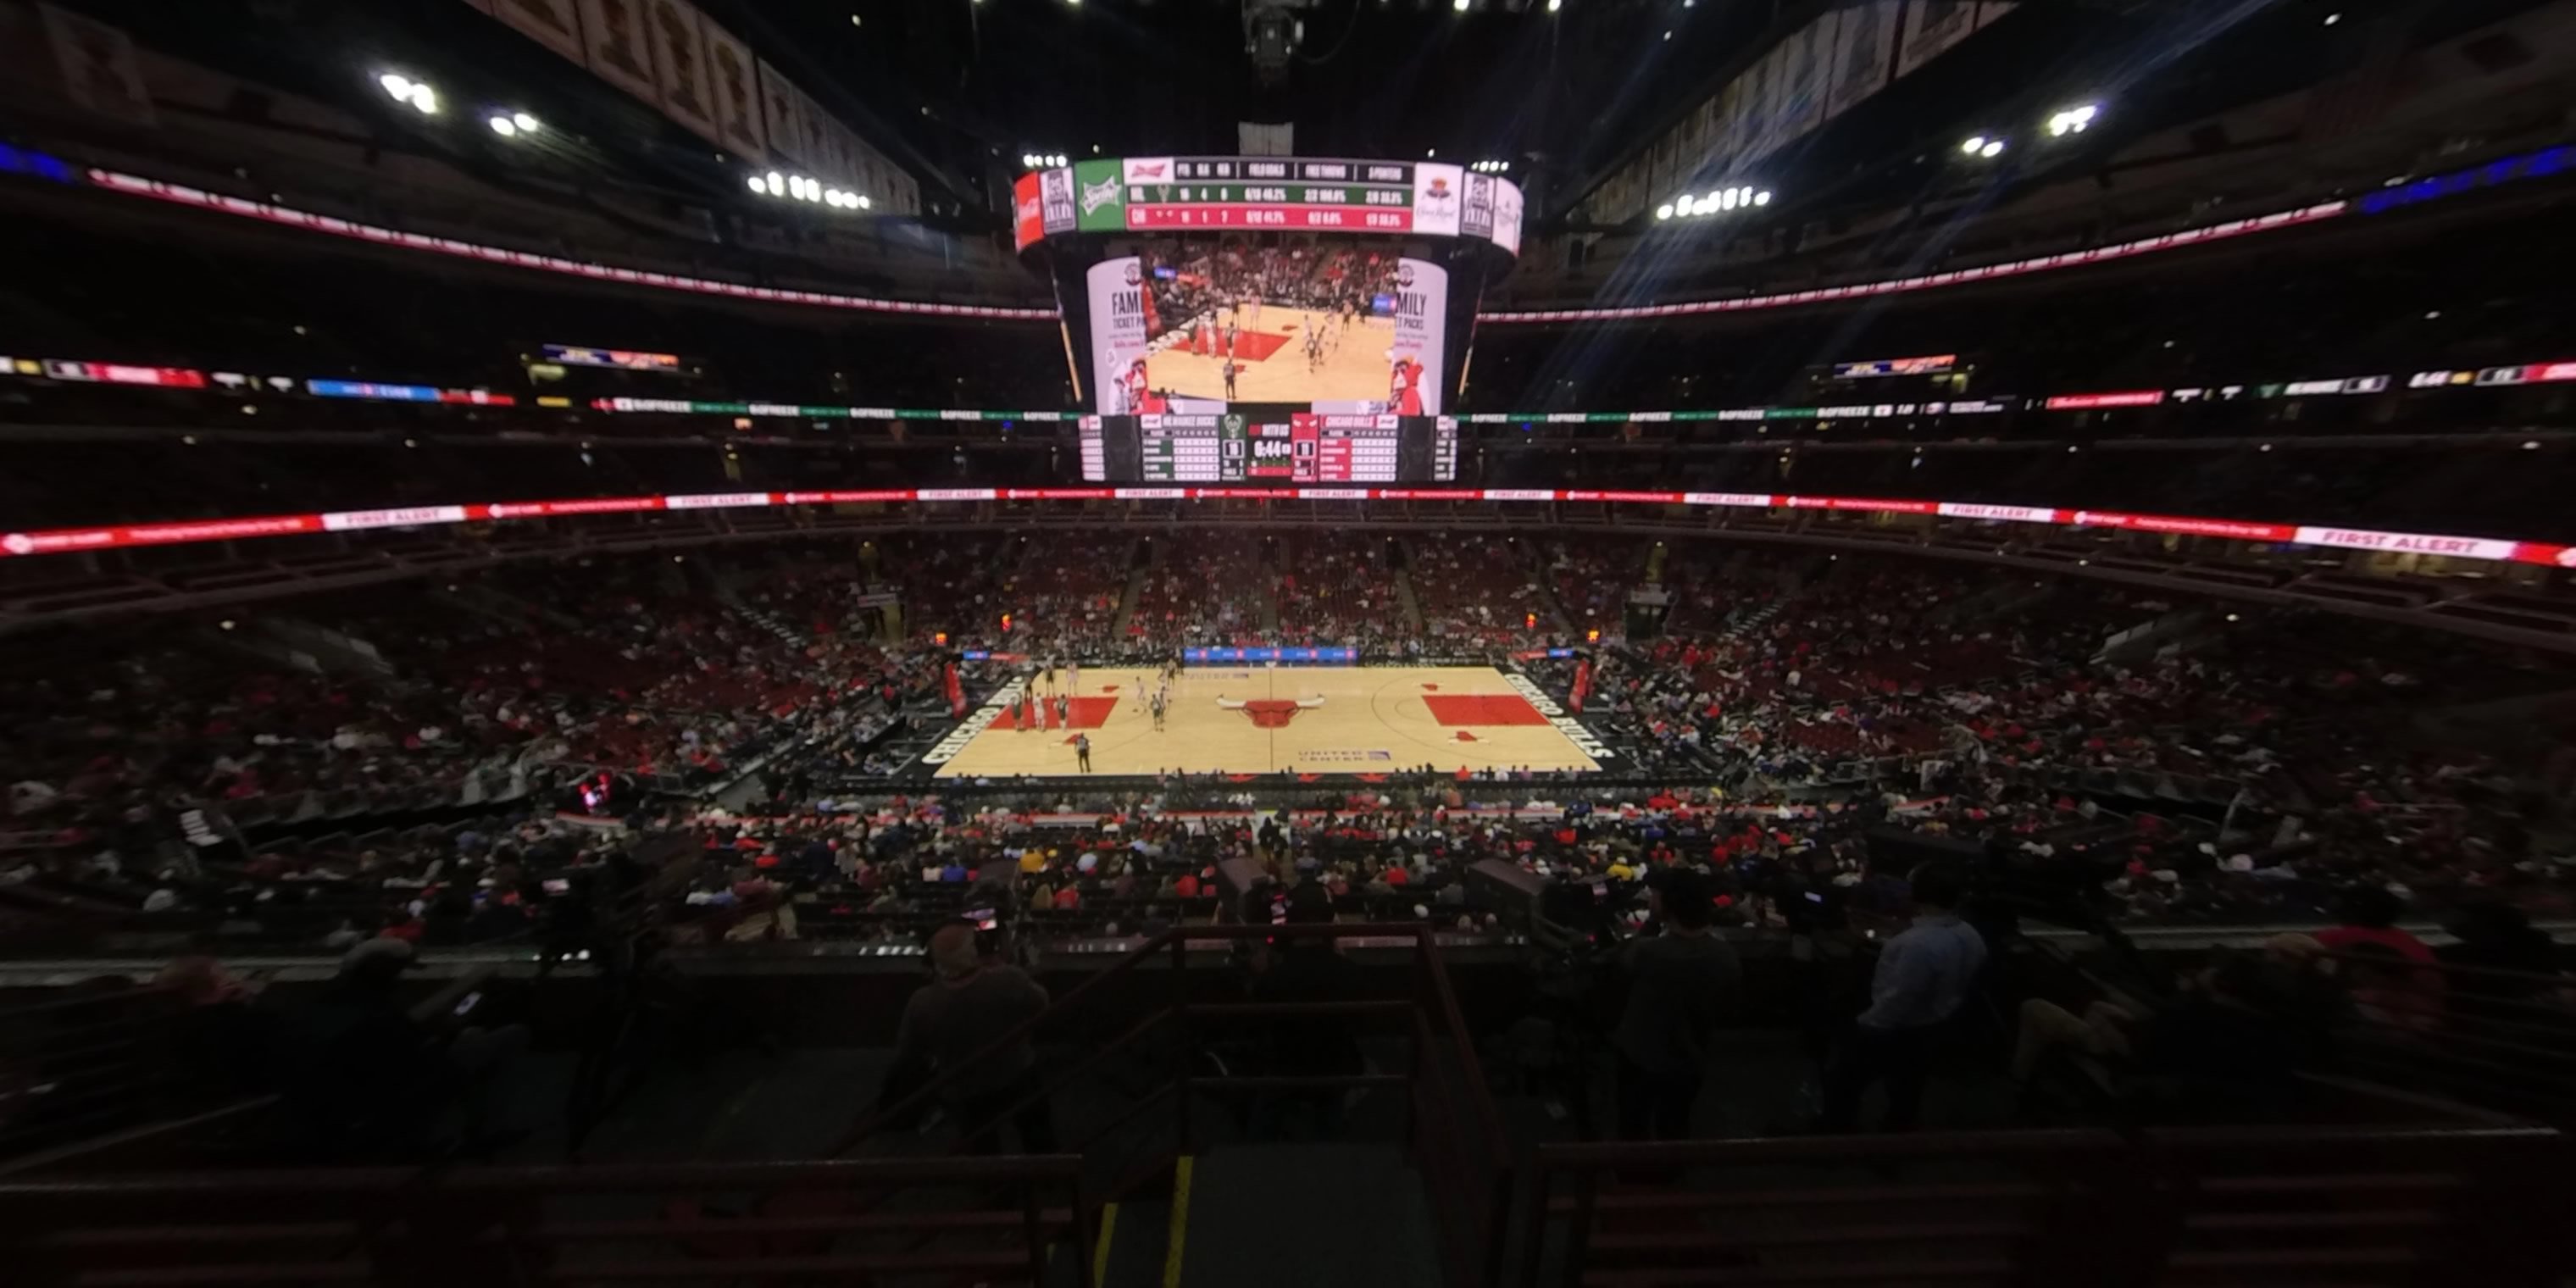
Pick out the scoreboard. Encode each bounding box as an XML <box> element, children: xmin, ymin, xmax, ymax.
<box><xmin>1019</xmin><ymin>156</ymin><xmax>1523</xmax><ymax>252</ymax></box>
<box><xmin>1113</xmin><ymin>158</ymin><xmax>1418</xmax><ymax>233</ymax></box>
<box><xmin>1080</xmin><ymin>414</ymin><xmax>1458</xmax><ymax>484</ymax></box>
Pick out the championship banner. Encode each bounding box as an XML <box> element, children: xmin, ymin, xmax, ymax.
<box><xmin>578</xmin><ymin>0</ymin><xmax>658</xmax><ymax>102</ymax></box>
<box><xmin>37</xmin><ymin>4</ymin><xmax>157</xmax><ymax>126</ymax></box>
<box><xmin>700</xmin><ymin>19</ymin><xmax>767</xmax><ymax>160</ymax></box>
<box><xmin>1896</xmin><ymin>0</ymin><xmax>1979</xmax><ymax>78</ymax></box>
<box><xmin>1087</xmin><ymin>257</ymin><xmax>1151</xmax><ymax>414</ymax></box>
<box><xmin>758</xmin><ymin>58</ymin><xmax>805</xmax><ymax>164</ymax></box>
<box><xmin>644</xmin><ymin>0</ymin><xmax>719</xmax><ymax>144</ymax></box>
<box><xmin>1389</xmin><ymin>258</ymin><xmax>1447</xmax><ymax>416</ymax></box>
<box><xmin>1039</xmin><ymin>166</ymin><xmax>1078</xmax><ymax>236</ymax></box>
<box><xmin>490</xmin><ymin>0</ymin><xmax>585</xmax><ymax>63</ymax></box>
<box><xmin>1826</xmin><ymin>0</ymin><xmax>1901</xmax><ymax>120</ymax></box>
<box><xmin>1770</xmin><ymin>14</ymin><xmax>1835</xmax><ymax>151</ymax></box>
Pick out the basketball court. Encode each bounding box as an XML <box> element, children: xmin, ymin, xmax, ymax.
<box><xmin>1146</xmin><ymin>305</ymin><xmax>1396</xmax><ymax>404</ymax></box>
<box><xmin>929</xmin><ymin>665</ymin><xmax>1602</xmax><ymax>778</ymax></box>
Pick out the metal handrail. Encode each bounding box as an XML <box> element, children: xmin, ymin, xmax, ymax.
<box><xmin>833</xmin><ymin>919</ymin><xmax>1451</xmax><ymax>1155</ymax></box>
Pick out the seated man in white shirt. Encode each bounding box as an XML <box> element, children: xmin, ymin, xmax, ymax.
<box><xmin>1819</xmin><ymin>863</ymin><xmax>1988</xmax><ymax>1132</ymax></box>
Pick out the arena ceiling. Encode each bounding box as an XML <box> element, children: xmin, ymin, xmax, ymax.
<box><xmin>54</xmin><ymin>0</ymin><xmax>2556</xmax><ymax>235</ymax></box>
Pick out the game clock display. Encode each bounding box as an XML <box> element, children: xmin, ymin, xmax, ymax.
<box><xmin>1080</xmin><ymin>414</ymin><xmax>1457</xmax><ymax>484</ymax></box>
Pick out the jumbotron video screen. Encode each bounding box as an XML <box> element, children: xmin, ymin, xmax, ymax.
<box><xmin>1088</xmin><ymin>236</ymin><xmax>1446</xmax><ymax>416</ymax></box>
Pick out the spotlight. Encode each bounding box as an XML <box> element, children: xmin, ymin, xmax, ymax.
<box><xmin>1753</xmin><ymin>189</ymin><xmax>1772</xmax><ymax>205</ymax></box>
<box><xmin>1453</xmin><ymin>0</ymin><xmax>1468</xmax><ymax>11</ymax></box>
<box><xmin>511</xmin><ymin>112</ymin><xmax>539</xmax><ymax>133</ymax></box>
<box><xmin>858</xmin><ymin>194</ymin><xmax>871</xmax><ymax>208</ymax></box>
<box><xmin>748</xmin><ymin>175</ymin><xmax>769</xmax><ymax>194</ymax></box>
<box><xmin>487</xmin><ymin>114</ymin><xmax>517</xmax><ymax>137</ymax></box>
<box><xmin>1547</xmin><ymin>0</ymin><xmax>1561</xmax><ymax>8</ymax></box>
<box><xmin>1674</xmin><ymin>194</ymin><xmax>1696</xmax><ymax>215</ymax></box>
<box><xmin>765</xmin><ymin>170</ymin><xmax>784</xmax><ymax>195</ymax></box>
<box><xmin>378</xmin><ymin>72</ymin><xmax>412</xmax><ymax>98</ymax></box>
<box><xmin>1655</xmin><ymin>203</ymin><xmax>1674</xmax><ymax>219</ymax></box>
<box><xmin>2323</xmin><ymin>11</ymin><xmax>2340</xmax><ymax>24</ymax></box>
<box><xmin>1979</xmin><ymin>138</ymin><xmax>2005</xmax><ymax>158</ymax></box>
<box><xmin>1961</xmin><ymin>135</ymin><xmax>1988</xmax><ymax>155</ymax></box>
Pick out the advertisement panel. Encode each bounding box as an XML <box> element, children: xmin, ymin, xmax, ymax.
<box><xmin>1073</xmin><ymin>158</ymin><xmax>1126</xmax><ymax>231</ymax></box>
<box><xmin>1411</xmin><ymin>163</ymin><xmax>1464</xmax><ymax>236</ymax></box>
<box><xmin>1088</xmin><ymin>257</ymin><xmax>1152</xmax><ymax>414</ymax></box>
<box><xmin>1040</xmin><ymin>166</ymin><xmax>1078</xmax><ymax>236</ymax></box>
<box><xmin>576</xmin><ymin>0</ymin><xmax>657</xmax><ymax>101</ymax></box>
<box><xmin>1012</xmin><ymin>172</ymin><xmax>1045</xmax><ymax>252</ymax></box>
<box><xmin>1387</xmin><ymin>258</ymin><xmax>1447</xmax><ymax>416</ymax></box>
<box><xmin>1489</xmin><ymin>176</ymin><xmax>1524</xmax><ymax>256</ymax></box>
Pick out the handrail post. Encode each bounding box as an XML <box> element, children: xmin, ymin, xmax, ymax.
<box><xmin>1518</xmin><ymin>1160</ymin><xmax>1552</xmax><ymax>1288</ymax></box>
<box><xmin>1403</xmin><ymin>929</ymin><xmax>1428</xmax><ymax>1155</ymax></box>
<box><xmin>1560</xmin><ymin>1164</ymin><xmax>1596</xmax><ymax>1288</ymax></box>
<box><xmin>1171</xmin><ymin>932</ymin><xmax>1192</xmax><ymax>1157</ymax></box>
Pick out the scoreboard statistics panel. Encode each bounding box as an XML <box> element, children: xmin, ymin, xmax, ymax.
<box><xmin>1105</xmin><ymin>158</ymin><xmax>1416</xmax><ymax>233</ymax></box>
<box><xmin>1078</xmin><ymin>414</ymin><xmax>1458</xmax><ymax>484</ymax></box>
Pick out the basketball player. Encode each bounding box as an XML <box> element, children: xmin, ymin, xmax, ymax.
<box><xmin>1150</xmin><ymin>688</ymin><xmax>1166</xmax><ymax>730</ymax></box>
<box><xmin>1246</xmin><ymin>293</ymin><xmax>1260</xmax><ymax>329</ymax></box>
<box><xmin>1065</xmin><ymin>659</ymin><xmax>1080</xmax><ymax>700</ymax></box>
<box><xmin>1020</xmin><ymin>686</ymin><xmax>1039</xmax><ymax>731</ymax></box>
<box><xmin>1224</xmin><ymin>318</ymin><xmax>1239</xmax><ymax>359</ymax></box>
<box><xmin>1057</xmin><ymin>691</ymin><xmax>1070</xmax><ymax>728</ymax></box>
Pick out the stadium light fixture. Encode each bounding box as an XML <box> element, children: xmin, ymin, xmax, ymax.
<box><xmin>1980</xmin><ymin>138</ymin><xmax>2005</xmax><ymax>158</ymax></box>
<box><xmin>1453</xmin><ymin>0</ymin><xmax>1469</xmax><ymax>11</ymax></box>
<box><xmin>487</xmin><ymin>114</ymin><xmax>517</xmax><ymax>137</ymax></box>
<box><xmin>1655</xmin><ymin>203</ymin><xmax>1674</xmax><ymax>219</ymax></box>
<box><xmin>1547</xmin><ymin>0</ymin><xmax>1561</xmax><ymax>10</ymax></box>
<box><xmin>2045</xmin><ymin>103</ymin><xmax>2099</xmax><ymax>137</ymax></box>
<box><xmin>1960</xmin><ymin>135</ymin><xmax>1988</xmax><ymax>155</ymax></box>
<box><xmin>511</xmin><ymin>112</ymin><xmax>540</xmax><ymax>133</ymax></box>
<box><xmin>2323</xmin><ymin>11</ymin><xmax>2340</xmax><ymax>24</ymax></box>
<box><xmin>380</xmin><ymin>72</ymin><xmax>439</xmax><ymax>115</ymax></box>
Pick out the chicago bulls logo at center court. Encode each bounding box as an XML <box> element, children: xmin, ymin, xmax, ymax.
<box><xmin>1217</xmin><ymin>696</ymin><xmax>1324</xmax><ymax>729</ymax></box>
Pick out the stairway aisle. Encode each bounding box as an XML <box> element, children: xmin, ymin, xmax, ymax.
<box><xmin>1159</xmin><ymin>1143</ymin><xmax>1441</xmax><ymax>1288</ymax></box>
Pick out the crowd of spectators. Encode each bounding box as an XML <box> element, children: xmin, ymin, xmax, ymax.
<box><xmin>1407</xmin><ymin>534</ymin><xmax>1553</xmax><ymax>647</ymax></box>
<box><xmin>1272</xmin><ymin>532</ymin><xmax>1411</xmax><ymax>650</ymax></box>
<box><xmin>1128</xmin><ymin>532</ymin><xmax>1272</xmax><ymax>652</ymax></box>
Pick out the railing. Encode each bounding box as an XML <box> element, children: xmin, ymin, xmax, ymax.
<box><xmin>0</xmin><ymin>985</ymin><xmax>224</xmax><ymax>1163</ymax></box>
<box><xmin>0</xmin><ymin>1154</ymin><xmax>1089</xmax><ymax>1286</ymax></box>
<box><xmin>2312</xmin><ymin>952</ymin><xmax>2576</xmax><ymax>1128</ymax></box>
<box><xmin>834</xmin><ymin>921</ymin><xmax>1513</xmax><ymax>1288</ymax></box>
<box><xmin>1522</xmin><ymin>1125</ymin><xmax>2572</xmax><ymax>1287</ymax></box>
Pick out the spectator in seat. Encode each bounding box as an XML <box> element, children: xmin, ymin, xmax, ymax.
<box><xmin>1612</xmin><ymin>866</ymin><xmax>1740</xmax><ymax>1142</ymax></box>
<box><xmin>894</xmin><ymin>923</ymin><xmax>1054</xmax><ymax>1154</ymax></box>
<box><xmin>1820</xmin><ymin>863</ymin><xmax>1988</xmax><ymax>1132</ymax></box>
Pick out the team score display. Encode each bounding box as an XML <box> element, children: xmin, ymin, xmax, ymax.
<box><xmin>1083</xmin><ymin>417</ymin><xmax>1457</xmax><ymax>484</ymax></box>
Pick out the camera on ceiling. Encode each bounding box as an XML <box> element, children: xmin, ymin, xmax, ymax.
<box><xmin>1243</xmin><ymin>0</ymin><xmax>1314</xmax><ymax>80</ymax></box>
